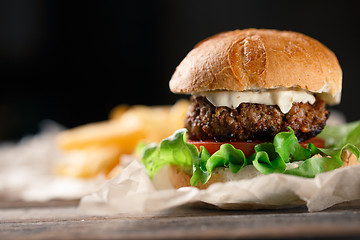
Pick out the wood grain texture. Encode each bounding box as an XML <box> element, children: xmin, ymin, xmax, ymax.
<box><xmin>1</xmin><ymin>200</ymin><xmax>360</xmax><ymax>239</ymax></box>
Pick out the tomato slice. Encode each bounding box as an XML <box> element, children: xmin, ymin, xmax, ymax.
<box><xmin>187</xmin><ymin>137</ymin><xmax>325</xmax><ymax>157</ymax></box>
<box><xmin>300</xmin><ymin>137</ymin><xmax>325</xmax><ymax>149</ymax></box>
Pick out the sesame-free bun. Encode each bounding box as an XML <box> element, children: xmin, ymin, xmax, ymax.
<box><xmin>169</xmin><ymin>29</ymin><xmax>342</xmax><ymax>105</ymax></box>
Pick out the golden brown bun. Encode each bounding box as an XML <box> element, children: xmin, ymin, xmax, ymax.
<box><xmin>341</xmin><ymin>150</ymin><xmax>359</xmax><ymax>167</ymax></box>
<box><xmin>169</xmin><ymin>151</ymin><xmax>359</xmax><ymax>189</ymax></box>
<box><xmin>169</xmin><ymin>29</ymin><xmax>342</xmax><ymax>104</ymax></box>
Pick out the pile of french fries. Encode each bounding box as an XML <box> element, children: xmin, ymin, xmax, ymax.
<box><xmin>55</xmin><ymin>99</ymin><xmax>189</xmax><ymax>179</ymax></box>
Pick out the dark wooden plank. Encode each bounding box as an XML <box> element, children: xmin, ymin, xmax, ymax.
<box><xmin>1</xmin><ymin>200</ymin><xmax>360</xmax><ymax>239</ymax></box>
<box><xmin>0</xmin><ymin>199</ymin><xmax>79</xmax><ymax>209</ymax></box>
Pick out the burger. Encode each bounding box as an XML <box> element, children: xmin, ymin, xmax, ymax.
<box><xmin>140</xmin><ymin>29</ymin><xmax>359</xmax><ymax>189</ymax></box>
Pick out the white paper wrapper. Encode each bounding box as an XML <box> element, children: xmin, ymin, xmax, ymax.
<box><xmin>79</xmin><ymin>156</ymin><xmax>360</xmax><ymax>214</ymax></box>
<box><xmin>0</xmin><ymin>121</ymin><xmax>105</xmax><ymax>201</ymax></box>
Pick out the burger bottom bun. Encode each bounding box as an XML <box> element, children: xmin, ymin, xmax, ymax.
<box><xmin>169</xmin><ymin>151</ymin><xmax>359</xmax><ymax>190</ymax></box>
<box><xmin>168</xmin><ymin>164</ymin><xmax>269</xmax><ymax>190</ymax></box>
<box><xmin>342</xmin><ymin>150</ymin><xmax>359</xmax><ymax>167</ymax></box>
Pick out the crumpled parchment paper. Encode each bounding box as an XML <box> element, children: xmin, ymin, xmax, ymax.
<box><xmin>0</xmin><ymin>121</ymin><xmax>105</xmax><ymax>201</ymax></box>
<box><xmin>78</xmin><ymin>156</ymin><xmax>360</xmax><ymax>214</ymax></box>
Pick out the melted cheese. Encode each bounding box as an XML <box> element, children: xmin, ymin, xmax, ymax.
<box><xmin>196</xmin><ymin>89</ymin><xmax>316</xmax><ymax>113</ymax></box>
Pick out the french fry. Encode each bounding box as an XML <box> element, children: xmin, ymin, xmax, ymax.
<box><xmin>109</xmin><ymin>104</ymin><xmax>129</xmax><ymax>120</ymax></box>
<box><xmin>56</xmin><ymin>117</ymin><xmax>145</xmax><ymax>153</ymax></box>
<box><xmin>55</xmin><ymin>145</ymin><xmax>122</xmax><ymax>178</ymax></box>
<box><xmin>106</xmin><ymin>164</ymin><xmax>123</xmax><ymax>179</ymax></box>
<box><xmin>55</xmin><ymin>99</ymin><xmax>189</xmax><ymax>179</ymax></box>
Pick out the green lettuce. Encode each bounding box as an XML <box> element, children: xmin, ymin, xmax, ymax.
<box><xmin>140</xmin><ymin>123</ymin><xmax>360</xmax><ymax>187</ymax></box>
<box><xmin>318</xmin><ymin>120</ymin><xmax>360</xmax><ymax>148</ymax></box>
<box><xmin>141</xmin><ymin>129</ymin><xmax>197</xmax><ymax>178</ymax></box>
<box><xmin>190</xmin><ymin>147</ymin><xmax>211</xmax><ymax>186</ymax></box>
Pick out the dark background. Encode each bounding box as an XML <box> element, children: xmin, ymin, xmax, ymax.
<box><xmin>0</xmin><ymin>0</ymin><xmax>360</xmax><ymax>141</ymax></box>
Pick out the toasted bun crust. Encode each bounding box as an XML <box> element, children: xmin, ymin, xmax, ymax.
<box><xmin>169</xmin><ymin>151</ymin><xmax>358</xmax><ymax>189</ymax></box>
<box><xmin>169</xmin><ymin>29</ymin><xmax>342</xmax><ymax>104</ymax></box>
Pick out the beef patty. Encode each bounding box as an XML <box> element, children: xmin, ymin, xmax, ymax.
<box><xmin>185</xmin><ymin>96</ymin><xmax>329</xmax><ymax>142</ymax></box>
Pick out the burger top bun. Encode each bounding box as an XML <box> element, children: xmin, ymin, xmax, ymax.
<box><xmin>169</xmin><ymin>29</ymin><xmax>342</xmax><ymax>105</ymax></box>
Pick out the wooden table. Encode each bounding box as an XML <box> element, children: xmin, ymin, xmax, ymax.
<box><xmin>1</xmin><ymin>199</ymin><xmax>360</xmax><ymax>239</ymax></box>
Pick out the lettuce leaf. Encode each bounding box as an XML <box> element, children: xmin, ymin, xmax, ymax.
<box><xmin>273</xmin><ymin>128</ymin><xmax>312</xmax><ymax>162</ymax></box>
<box><xmin>284</xmin><ymin>156</ymin><xmax>342</xmax><ymax>178</ymax></box>
<box><xmin>284</xmin><ymin>143</ymin><xmax>359</xmax><ymax>177</ymax></box>
<box><xmin>141</xmin><ymin>128</ymin><xmax>197</xmax><ymax>178</ymax></box>
<box><xmin>191</xmin><ymin>144</ymin><xmax>248</xmax><ymax>186</ymax></box>
<box><xmin>140</xmin><ymin>124</ymin><xmax>360</xmax><ymax>186</ymax></box>
<box><xmin>252</xmin><ymin>143</ymin><xmax>287</xmax><ymax>175</ymax></box>
<box><xmin>190</xmin><ymin>147</ymin><xmax>211</xmax><ymax>186</ymax></box>
<box><xmin>318</xmin><ymin>120</ymin><xmax>360</xmax><ymax>148</ymax></box>
<box><xmin>206</xmin><ymin>144</ymin><xmax>247</xmax><ymax>173</ymax></box>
